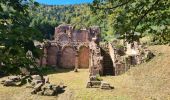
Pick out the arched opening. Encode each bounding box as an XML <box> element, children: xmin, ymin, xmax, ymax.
<box><xmin>101</xmin><ymin>48</ymin><xmax>115</xmax><ymax>75</ymax></box>
<box><xmin>47</xmin><ymin>46</ymin><xmax>58</xmax><ymax>66</ymax></box>
<box><xmin>60</xmin><ymin>46</ymin><xmax>76</xmax><ymax>69</ymax></box>
<box><xmin>78</xmin><ymin>46</ymin><xmax>89</xmax><ymax>68</ymax></box>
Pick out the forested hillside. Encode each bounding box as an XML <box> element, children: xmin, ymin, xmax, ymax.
<box><xmin>30</xmin><ymin>1</ymin><xmax>170</xmax><ymax>43</ymax></box>
<box><xmin>30</xmin><ymin>4</ymin><xmax>115</xmax><ymax>41</ymax></box>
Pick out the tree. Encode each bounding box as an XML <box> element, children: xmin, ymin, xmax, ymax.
<box><xmin>91</xmin><ymin>0</ymin><xmax>170</xmax><ymax>43</ymax></box>
<box><xmin>0</xmin><ymin>0</ymin><xmax>43</xmax><ymax>74</ymax></box>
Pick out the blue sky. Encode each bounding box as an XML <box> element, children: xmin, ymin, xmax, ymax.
<box><xmin>35</xmin><ymin>0</ymin><xmax>93</xmax><ymax>5</ymax></box>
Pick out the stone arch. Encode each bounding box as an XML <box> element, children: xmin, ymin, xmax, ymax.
<box><xmin>78</xmin><ymin>46</ymin><xmax>89</xmax><ymax>68</ymax></box>
<box><xmin>47</xmin><ymin>46</ymin><xmax>59</xmax><ymax>66</ymax></box>
<box><xmin>60</xmin><ymin>45</ymin><xmax>76</xmax><ymax>68</ymax></box>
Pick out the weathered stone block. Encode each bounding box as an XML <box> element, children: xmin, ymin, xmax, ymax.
<box><xmin>31</xmin><ymin>75</ymin><xmax>42</xmax><ymax>80</ymax></box>
<box><xmin>3</xmin><ymin>79</ymin><xmax>16</xmax><ymax>86</ymax></box>
<box><xmin>44</xmin><ymin>89</ymin><xmax>55</xmax><ymax>96</ymax></box>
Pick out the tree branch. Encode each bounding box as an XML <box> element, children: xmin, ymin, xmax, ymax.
<box><xmin>134</xmin><ymin>0</ymin><xmax>160</xmax><ymax>31</ymax></box>
<box><xmin>132</xmin><ymin>0</ymin><xmax>160</xmax><ymax>41</ymax></box>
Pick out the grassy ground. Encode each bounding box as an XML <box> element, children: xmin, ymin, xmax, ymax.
<box><xmin>0</xmin><ymin>45</ymin><xmax>170</xmax><ymax>100</ymax></box>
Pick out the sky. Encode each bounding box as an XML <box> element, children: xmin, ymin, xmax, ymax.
<box><xmin>35</xmin><ymin>0</ymin><xmax>93</xmax><ymax>5</ymax></box>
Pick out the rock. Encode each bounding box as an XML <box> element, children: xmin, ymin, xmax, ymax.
<box><xmin>1</xmin><ymin>80</ymin><xmax>5</xmax><ymax>84</ymax></box>
<box><xmin>146</xmin><ymin>50</ymin><xmax>155</xmax><ymax>61</ymax></box>
<box><xmin>31</xmin><ymin>89</ymin><xmax>36</xmax><ymax>94</ymax></box>
<box><xmin>89</xmin><ymin>76</ymin><xmax>98</xmax><ymax>81</ymax></box>
<box><xmin>20</xmin><ymin>68</ymin><xmax>30</xmax><ymax>75</ymax></box>
<box><xmin>33</xmin><ymin>83</ymin><xmax>43</xmax><ymax>93</ymax></box>
<box><xmin>86</xmin><ymin>81</ymin><xmax>92</xmax><ymax>88</ymax></box>
<box><xmin>37</xmin><ymin>91</ymin><xmax>44</xmax><ymax>95</ymax></box>
<box><xmin>34</xmin><ymin>83</ymin><xmax>43</xmax><ymax>89</ymax></box>
<box><xmin>100</xmin><ymin>81</ymin><xmax>113</xmax><ymax>90</ymax></box>
<box><xmin>44</xmin><ymin>76</ymin><xmax>49</xmax><ymax>83</ymax></box>
<box><xmin>51</xmin><ymin>85</ymin><xmax>58</xmax><ymax>91</ymax></box>
<box><xmin>3</xmin><ymin>79</ymin><xmax>16</xmax><ymax>86</ymax></box>
<box><xmin>59</xmin><ymin>82</ymin><xmax>65</xmax><ymax>89</ymax></box>
<box><xmin>8</xmin><ymin>76</ymin><xmax>21</xmax><ymax>82</ymax></box>
<box><xmin>86</xmin><ymin>81</ymin><xmax>101</xmax><ymax>88</ymax></box>
<box><xmin>31</xmin><ymin>80</ymin><xmax>43</xmax><ymax>86</ymax></box>
<box><xmin>31</xmin><ymin>75</ymin><xmax>42</xmax><ymax>80</ymax></box>
<box><xmin>44</xmin><ymin>89</ymin><xmax>55</xmax><ymax>96</ymax></box>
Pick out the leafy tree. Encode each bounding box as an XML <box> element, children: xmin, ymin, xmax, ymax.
<box><xmin>0</xmin><ymin>0</ymin><xmax>43</xmax><ymax>74</ymax></box>
<box><xmin>91</xmin><ymin>0</ymin><xmax>170</xmax><ymax>43</ymax></box>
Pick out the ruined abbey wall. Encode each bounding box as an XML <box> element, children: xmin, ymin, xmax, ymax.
<box><xmin>39</xmin><ymin>25</ymin><xmax>100</xmax><ymax>69</ymax></box>
<box><xmin>37</xmin><ymin>24</ymin><xmax>153</xmax><ymax>76</ymax></box>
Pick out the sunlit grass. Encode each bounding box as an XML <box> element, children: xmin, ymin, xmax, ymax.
<box><xmin>0</xmin><ymin>45</ymin><xmax>170</xmax><ymax>100</ymax></box>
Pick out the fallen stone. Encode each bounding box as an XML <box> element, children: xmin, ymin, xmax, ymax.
<box><xmin>86</xmin><ymin>81</ymin><xmax>92</xmax><ymax>88</ymax></box>
<box><xmin>1</xmin><ymin>80</ymin><xmax>5</xmax><ymax>84</ymax></box>
<box><xmin>31</xmin><ymin>75</ymin><xmax>42</xmax><ymax>80</ymax></box>
<box><xmin>44</xmin><ymin>76</ymin><xmax>49</xmax><ymax>83</ymax></box>
<box><xmin>89</xmin><ymin>76</ymin><xmax>98</xmax><ymax>81</ymax></box>
<box><xmin>44</xmin><ymin>89</ymin><xmax>55</xmax><ymax>96</ymax></box>
<box><xmin>3</xmin><ymin>79</ymin><xmax>16</xmax><ymax>86</ymax></box>
<box><xmin>31</xmin><ymin>89</ymin><xmax>36</xmax><ymax>94</ymax></box>
<box><xmin>8</xmin><ymin>76</ymin><xmax>21</xmax><ymax>82</ymax></box>
<box><xmin>31</xmin><ymin>79</ymin><xmax>43</xmax><ymax>86</ymax></box>
<box><xmin>100</xmin><ymin>81</ymin><xmax>113</xmax><ymax>90</ymax></box>
<box><xmin>37</xmin><ymin>91</ymin><xmax>44</xmax><ymax>95</ymax></box>
<box><xmin>86</xmin><ymin>81</ymin><xmax>101</xmax><ymax>88</ymax></box>
<box><xmin>58</xmin><ymin>82</ymin><xmax>65</xmax><ymax>89</ymax></box>
<box><xmin>33</xmin><ymin>83</ymin><xmax>43</xmax><ymax>93</ymax></box>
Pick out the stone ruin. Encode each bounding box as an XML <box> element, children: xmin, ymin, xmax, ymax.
<box><xmin>1</xmin><ymin>75</ymin><xmax>24</xmax><ymax>86</ymax></box>
<box><xmin>35</xmin><ymin>24</ymin><xmax>154</xmax><ymax>76</ymax></box>
<box><xmin>0</xmin><ymin>24</ymin><xmax>155</xmax><ymax>93</ymax></box>
<box><xmin>86</xmin><ymin>75</ymin><xmax>114</xmax><ymax>90</ymax></box>
<box><xmin>1</xmin><ymin>75</ymin><xmax>65</xmax><ymax>96</ymax></box>
<box><xmin>28</xmin><ymin>75</ymin><xmax>65</xmax><ymax>96</ymax></box>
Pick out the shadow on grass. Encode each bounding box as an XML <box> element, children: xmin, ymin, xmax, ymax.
<box><xmin>37</xmin><ymin>66</ymin><xmax>74</xmax><ymax>76</ymax></box>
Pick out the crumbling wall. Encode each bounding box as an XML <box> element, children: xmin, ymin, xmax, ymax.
<box><xmin>47</xmin><ymin>46</ymin><xmax>59</xmax><ymax>66</ymax></box>
<box><xmin>72</xmin><ymin>30</ymin><xmax>89</xmax><ymax>42</ymax></box>
<box><xmin>60</xmin><ymin>46</ymin><xmax>76</xmax><ymax>68</ymax></box>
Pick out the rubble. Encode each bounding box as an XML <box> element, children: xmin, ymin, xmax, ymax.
<box><xmin>86</xmin><ymin>75</ymin><xmax>113</xmax><ymax>90</ymax></box>
<box><xmin>1</xmin><ymin>75</ymin><xmax>66</xmax><ymax>96</ymax></box>
<box><xmin>1</xmin><ymin>75</ymin><xmax>22</xmax><ymax>86</ymax></box>
<box><xmin>27</xmin><ymin>75</ymin><xmax>66</xmax><ymax>96</ymax></box>
<box><xmin>100</xmin><ymin>81</ymin><xmax>113</xmax><ymax>90</ymax></box>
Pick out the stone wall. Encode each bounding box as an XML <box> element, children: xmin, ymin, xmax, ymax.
<box><xmin>60</xmin><ymin>46</ymin><xmax>76</xmax><ymax>68</ymax></box>
<box><xmin>47</xmin><ymin>46</ymin><xmax>59</xmax><ymax>66</ymax></box>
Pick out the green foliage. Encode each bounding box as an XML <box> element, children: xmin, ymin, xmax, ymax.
<box><xmin>31</xmin><ymin>4</ymin><xmax>117</xmax><ymax>41</ymax></box>
<box><xmin>0</xmin><ymin>0</ymin><xmax>43</xmax><ymax>74</ymax></box>
<box><xmin>96</xmin><ymin>74</ymin><xmax>103</xmax><ymax>81</ymax></box>
<box><xmin>91</xmin><ymin>0</ymin><xmax>170</xmax><ymax>43</ymax></box>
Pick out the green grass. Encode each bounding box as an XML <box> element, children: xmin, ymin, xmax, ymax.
<box><xmin>0</xmin><ymin>45</ymin><xmax>170</xmax><ymax>100</ymax></box>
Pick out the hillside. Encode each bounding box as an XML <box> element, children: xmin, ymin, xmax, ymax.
<box><xmin>0</xmin><ymin>45</ymin><xmax>170</xmax><ymax>100</ymax></box>
<box><xmin>30</xmin><ymin>4</ymin><xmax>116</xmax><ymax>40</ymax></box>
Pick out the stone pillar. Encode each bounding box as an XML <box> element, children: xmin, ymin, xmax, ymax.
<box><xmin>74</xmin><ymin>52</ymin><xmax>79</xmax><ymax>72</ymax></box>
<box><xmin>57</xmin><ymin>50</ymin><xmax>61</xmax><ymax>67</ymax></box>
<box><xmin>38</xmin><ymin>47</ymin><xmax>47</xmax><ymax>67</ymax></box>
<box><xmin>89</xmin><ymin>37</ymin><xmax>102</xmax><ymax>76</ymax></box>
<box><xmin>42</xmin><ymin>47</ymin><xmax>47</xmax><ymax>66</ymax></box>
